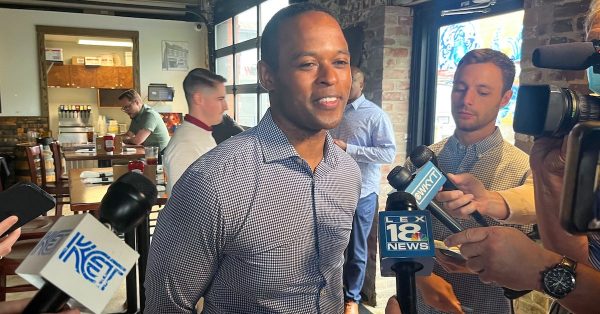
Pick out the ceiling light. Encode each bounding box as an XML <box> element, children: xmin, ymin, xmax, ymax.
<box><xmin>78</xmin><ymin>39</ymin><xmax>133</xmax><ymax>47</ymax></box>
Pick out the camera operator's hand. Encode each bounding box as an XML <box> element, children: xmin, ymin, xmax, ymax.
<box><xmin>385</xmin><ymin>296</ymin><xmax>402</xmax><ymax>314</ymax></box>
<box><xmin>445</xmin><ymin>226</ymin><xmax>560</xmax><ymax>291</ymax></box>
<box><xmin>435</xmin><ymin>173</ymin><xmax>510</xmax><ymax>220</ymax></box>
<box><xmin>529</xmin><ymin>136</ymin><xmax>589</xmax><ymax>264</ymax></box>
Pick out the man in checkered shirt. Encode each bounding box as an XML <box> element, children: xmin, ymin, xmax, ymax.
<box><xmin>406</xmin><ymin>49</ymin><xmax>541</xmax><ymax>314</ymax></box>
<box><xmin>144</xmin><ymin>3</ymin><xmax>362</xmax><ymax>313</ymax></box>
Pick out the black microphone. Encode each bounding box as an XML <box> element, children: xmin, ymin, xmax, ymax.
<box><xmin>22</xmin><ymin>172</ymin><xmax>157</xmax><ymax>314</ymax></box>
<box><xmin>380</xmin><ymin>191</ymin><xmax>434</xmax><ymax>314</ymax></box>
<box><xmin>410</xmin><ymin>145</ymin><xmax>489</xmax><ymax>227</ymax></box>
<box><xmin>532</xmin><ymin>41</ymin><xmax>600</xmax><ymax>70</ymax></box>
<box><xmin>387</xmin><ymin>166</ymin><xmax>465</xmax><ymax>233</ymax></box>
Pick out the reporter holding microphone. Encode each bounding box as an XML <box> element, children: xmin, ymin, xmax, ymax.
<box><xmin>0</xmin><ymin>216</ymin><xmax>79</xmax><ymax>314</ymax></box>
<box><xmin>444</xmin><ymin>136</ymin><xmax>600</xmax><ymax>314</ymax></box>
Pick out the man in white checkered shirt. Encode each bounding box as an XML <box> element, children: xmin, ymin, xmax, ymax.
<box><xmin>406</xmin><ymin>49</ymin><xmax>541</xmax><ymax>314</ymax></box>
<box><xmin>144</xmin><ymin>3</ymin><xmax>362</xmax><ymax>313</ymax></box>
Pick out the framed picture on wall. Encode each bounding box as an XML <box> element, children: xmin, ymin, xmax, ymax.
<box><xmin>161</xmin><ymin>40</ymin><xmax>189</xmax><ymax>71</ymax></box>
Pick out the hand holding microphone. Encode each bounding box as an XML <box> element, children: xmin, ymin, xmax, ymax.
<box><xmin>18</xmin><ymin>172</ymin><xmax>157</xmax><ymax>314</ymax></box>
<box><xmin>409</xmin><ymin>146</ymin><xmax>489</xmax><ymax>227</ymax></box>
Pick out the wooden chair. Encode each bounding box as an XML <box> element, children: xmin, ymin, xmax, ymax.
<box><xmin>25</xmin><ymin>144</ymin><xmax>69</xmax><ymax>216</ymax></box>
<box><xmin>0</xmin><ymin>239</ymin><xmax>40</xmax><ymax>301</ymax></box>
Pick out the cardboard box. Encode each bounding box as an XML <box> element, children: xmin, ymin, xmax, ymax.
<box><xmin>85</xmin><ymin>56</ymin><xmax>101</xmax><ymax>66</ymax></box>
<box><xmin>45</xmin><ymin>48</ymin><xmax>63</xmax><ymax>62</ymax></box>
<box><xmin>71</xmin><ymin>56</ymin><xmax>85</xmax><ymax>65</ymax></box>
<box><xmin>100</xmin><ymin>54</ymin><xmax>114</xmax><ymax>66</ymax></box>
<box><xmin>112</xmin><ymin>164</ymin><xmax>128</xmax><ymax>181</ymax></box>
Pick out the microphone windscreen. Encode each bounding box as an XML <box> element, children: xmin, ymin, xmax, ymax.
<box><xmin>533</xmin><ymin>42</ymin><xmax>597</xmax><ymax>70</ymax></box>
<box><xmin>410</xmin><ymin>145</ymin><xmax>437</xmax><ymax>168</ymax></box>
<box><xmin>99</xmin><ymin>172</ymin><xmax>157</xmax><ymax>234</ymax></box>
<box><xmin>386</xmin><ymin>191</ymin><xmax>418</xmax><ymax>212</ymax></box>
<box><xmin>387</xmin><ymin>166</ymin><xmax>413</xmax><ymax>191</ymax></box>
<box><xmin>117</xmin><ymin>172</ymin><xmax>158</xmax><ymax>204</ymax></box>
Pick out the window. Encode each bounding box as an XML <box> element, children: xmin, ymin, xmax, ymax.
<box><xmin>214</xmin><ymin>0</ymin><xmax>289</xmax><ymax>127</ymax></box>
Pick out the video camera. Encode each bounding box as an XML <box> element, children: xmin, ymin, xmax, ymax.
<box><xmin>513</xmin><ymin>41</ymin><xmax>600</xmax><ymax>233</ymax></box>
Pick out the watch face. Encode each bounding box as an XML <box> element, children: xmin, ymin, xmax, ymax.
<box><xmin>544</xmin><ymin>267</ymin><xmax>575</xmax><ymax>298</ymax></box>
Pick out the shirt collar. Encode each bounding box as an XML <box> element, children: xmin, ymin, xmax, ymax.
<box><xmin>256</xmin><ymin>110</ymin><xmax>338</xmax><ymax>169</ymax></box>
<box><xmin>133</xmin><ymin>104</ymin><xmax>147</xmax><ymax>121</ymax></box>
<box><xmin>348</xmin><ymin>94</ymin><xmax>366</xmax><ymax>111</ymax></box>
<box><xmin>448</xmin><ymin>127</ymin><xmax>504</xmax><ymax>156</ymax></box>
<box><xmin>184</xmin><ymin>114</ymin><xmax>213</xmax><ymax>131</ymax></box>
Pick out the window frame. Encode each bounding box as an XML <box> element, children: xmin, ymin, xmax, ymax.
<box><xmin>212</xmin><ymin>0</ymin><xmax>292</xmax><ymax>127</ymax></box>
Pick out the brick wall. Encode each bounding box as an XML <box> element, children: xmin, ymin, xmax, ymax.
<box><xmin>0</xmin><ymin>117</ymin><xmax>49</xmax><ymax>155</ymax></box>
<box><xmin>517</xmin><ymin>0</ymin><xmax>591</xmax><ymax>151</ymax></box>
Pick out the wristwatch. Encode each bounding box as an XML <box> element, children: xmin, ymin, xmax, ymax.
<box><xmin>541</xmin><ymin>256</ymin><xmax>577</xmax><ymax>299</ymax></box>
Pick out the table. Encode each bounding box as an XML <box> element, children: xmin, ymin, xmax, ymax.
<box><xmin>68</xmin><ymin>167</ymin><xmax>168</xmax><ymax>313</ymax></box>
<box><xmin>68</xmin><ymin>167</ymin><xmax>167</xmax><ymax>212</ymax></box>
<box><xmin>63</xmin><ymin>147</ymin><xmax>145</xmax><ymax>162</ymax></box>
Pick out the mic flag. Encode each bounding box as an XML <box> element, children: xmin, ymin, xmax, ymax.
<box><xmin>16</xmin><ymin>214</ymin><xmax>139</xmax><ymax>314</ymax></box>
<box><xmin>379</xmin><ymin>210</ymin><xmax>435</xmax><ymax>277</ymax></box>
<box><xmin>404</xmin><ymin>161</ymin><xmax>447</xmax><ymax>210</ymax></box>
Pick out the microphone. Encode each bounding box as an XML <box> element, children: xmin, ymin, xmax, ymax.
<box><xmin>410</xmin><ymin>145</ymin><xmax>489</xmax><ymax>227</ymax></box>
<box><xmin>532</xmin><ymin>41</ymin><xmax>600</xmax><ymax>70</ymax></box>
<box><xmin>17</xmin><ymin>172</ymin><xmax>157</xmax><ymax>314</ymax></box>
<box><xmin>387</xmin><ymin>163</ymin><xmax>531</xmax><ymax>300</ymax></box>
<box><xmin>379</xmin><ymin>191</ymin><xmax>434</xmax><ymax>314</ymax></box>
<box><xmin>387</xmin><ymin>164</ymin><xmax>465</xmax><ymax>233</ymax></box>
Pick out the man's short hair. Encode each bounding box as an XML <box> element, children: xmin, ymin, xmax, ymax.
<box><xmin>261</xmin><ymin>3</ymin><xmax>337</xmax><ymax>71</ymax></box>
<box><xmin>456</xmin><ymin>48</ymin><xmax>516</xmax><ymax>93</ymax></box>
<box><xmin>118</xmin><ymin>89</ymin><xmax>142</xmax><ymax>103</ymax></box>
<box><xmin>183</xmin><ymin>68</ymin><xmax>226</xmax><ymax>104</ymax></box>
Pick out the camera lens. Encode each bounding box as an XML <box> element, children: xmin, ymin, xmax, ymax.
<box><xmin>514</xmin><ymin>85</ymin><xmax>600</xmax><ymax>137</ymax></box>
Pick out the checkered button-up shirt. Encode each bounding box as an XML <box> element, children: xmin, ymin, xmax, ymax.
<box><xmin>408</xmin><ymin>128</ymin><xmax>534</xmax><ymax>314</ymax></box>
<box><xmin>145</xmin><ymin>110</ymin><xmax>362</xmax><ymax>313</ymax></box>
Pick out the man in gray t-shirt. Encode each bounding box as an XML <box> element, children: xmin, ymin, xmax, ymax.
<box><xmin>118</xmin><ymin>89</ymin><xmax>170</xmax><ymax>151</ymax></box>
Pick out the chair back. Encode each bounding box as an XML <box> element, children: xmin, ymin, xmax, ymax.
<box><xmin>24</xmin><ymin>145</ymin><xmax>47</xmax><ymax>186</ymax></box>
<box><xmin>49</xmin><ymin>141</ymin><xmax>65</xmax><ymax>181</ymax></box>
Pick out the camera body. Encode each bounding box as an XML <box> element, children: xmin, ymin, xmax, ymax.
<box><xmin>560</xmin><ymin>121</ymin><xmax>600</xmax><ymax>233</ymax></box>
<box><xmin>514</xmin><ymin>42</ymin><xmax>600</xmax><ymax>233</ymax></box>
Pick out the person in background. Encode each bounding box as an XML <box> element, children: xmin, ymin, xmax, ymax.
<box><xmin>118</xmin><ymin>89</ymin><xmax>170</xmax><ymax>151</ymax></box>
<box><xmin>145</xmin><ymin>3</ymin><xmax>361</xmax><ymax>313</ymax></box>
<box><xmin>330</xmin><ymin>65</ymin><xmax>396</xmax><ymax>314</ymax></box>
<box><xmin>163</xmin><ymin>68</ymin><xmax>228</xmax><ymax>195</ymax></box>
<box><xmin>211</xmin><ymin>114</ymin><xmax>245</xmax><ymax>144</ymax></box>
<box><xmin>406</xmin><ymin>49</ymin><xmax>541</xmax><ymax>314</ymax></box>
<box><xmin>0</xmin><ymin>216</ymin><xmax>79</xmax><ymax>314</ymax></box>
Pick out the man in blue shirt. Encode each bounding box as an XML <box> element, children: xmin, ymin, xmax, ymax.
<box><xmin>145</xmin><ymin>4</ymin><xmax>362</xmax><ymax>313</ymax></box>
<box><xmin>330</xmin><ymin>66</ymin><xmax>396</xmax><ymax>313</ymax></box>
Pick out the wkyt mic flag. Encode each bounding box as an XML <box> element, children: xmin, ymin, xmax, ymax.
<box><xmin>404</xmin><ymin>161</ymin><xmax>447</xmax><ymax>210</ymax></box>
<box><xmin>16</xmin><ymin>214</ymin><xmax>138</xmax><ymax>314</ymax></box>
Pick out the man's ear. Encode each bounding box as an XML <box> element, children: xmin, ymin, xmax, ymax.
<box><xmin>258</xmin><ymin>60</ymin><xmax>275</xmax><ymax>92</ymax></box>
<box><xmin>500</xmin><ymin>88</ymin><xmax>513</xmax><ymax>108</ymax></box>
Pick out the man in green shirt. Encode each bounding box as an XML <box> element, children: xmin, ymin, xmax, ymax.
<box><xmin>118</xmin><ymin>89</ymin><xmax>170</xmax><ymax>151</ymax></box>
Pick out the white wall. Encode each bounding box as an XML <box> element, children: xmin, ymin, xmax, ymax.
<box><xmin>0</xmin><ymin>8</ymin><xmax>208</xmax><ymax>116</ymax></box>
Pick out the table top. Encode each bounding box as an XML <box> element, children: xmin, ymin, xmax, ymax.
<box><xmin>63</xmin><ymin>147</ymin><xmax>145</xmax><ymax>161</ymax></box>
<box><xmin>69</xmin><ymin>167</ymin><xmax>168</xmax><ymax>212</ymax></box>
